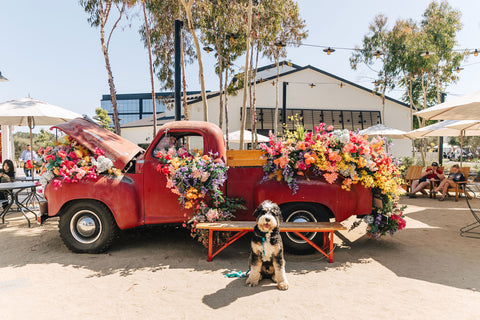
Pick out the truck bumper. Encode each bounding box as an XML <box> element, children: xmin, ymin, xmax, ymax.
<box><xmin>37</xmin><ymin>200</ymin><xmax>49</xmax><ymax>225</ymax></box>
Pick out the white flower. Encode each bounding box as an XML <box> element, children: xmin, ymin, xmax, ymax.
<box><xmin>39</xmin><ymin>170</ymin><xmax>55</xmax><ymax>187</ymax></box>
<box><xmin>93</xmin><ymin>156</ymin><xmax>114</xmax><ymax>173</ymax></box>
<box><xmin>333</xmin><ymin>129</ymin><xmax>350</xmax><ymax>144</ymax></box>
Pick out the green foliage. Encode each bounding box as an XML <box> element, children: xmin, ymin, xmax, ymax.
<box><xmin>145</xmin><ymin>0</ymin><xmax>195</xmax><ymax>91</ymax></box>
<box><xmin>351</xmin><ymin>1</ymin><xmax>467</xmax><ymax>111</ymax></box>
<box><xmin>93</xmin><ymin>107</ymin><xmax>114</xmax><ymax>132</ymax></box>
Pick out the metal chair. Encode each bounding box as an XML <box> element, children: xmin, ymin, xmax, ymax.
<box><xmin>461</xmin><ymin>186</ymin><xmax>480</xmax><ymax>239</ymax></box>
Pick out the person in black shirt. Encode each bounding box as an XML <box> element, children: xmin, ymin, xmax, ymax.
<box><xmin>432</xmin><ymin>164</ymin><xmax>465</xmax><ymax>201</ymax></box>
<box><xmin>0</xmin><ymin>159</ymin><xmax>15</xmax><ymax>183</ymax></box>
<box><xmin>0</xmin><ymin>159</ymin><xmax>16</xmax><ymax>209</ymax></box>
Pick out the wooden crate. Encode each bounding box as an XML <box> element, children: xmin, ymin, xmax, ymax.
<box><xmin>226</xmin><ymin>149</ymin><xmax>267</xmax><ymax>167</ymax></box>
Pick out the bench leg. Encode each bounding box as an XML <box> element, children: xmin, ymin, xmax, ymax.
<box><xmin>207</xmin><ymin>230</ymin><xmax>250</xmax><ymax>261</ymax></box>
<box><xmin>293</xmin><ymin>231</ymin><xmax>335</xmax><ymax>263</ymax></box>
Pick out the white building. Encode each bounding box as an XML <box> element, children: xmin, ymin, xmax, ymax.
<box><xmin>121</xmin><ymin>62</ymin><xmax>413</xmax><ymax>157</ymax></box>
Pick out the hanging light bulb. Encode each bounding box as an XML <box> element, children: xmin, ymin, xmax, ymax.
<box><xmin>455</xmin><ymin>67</ymin><xmax>464</xmax><ymax>73</ymax></box>
<box><xmin>340</xmin><ymin>82</ymin><xmax>343</xmax><ymax>88</ymax></box>
<box><xmin>374</xmin><ymin>50</ymin><xmax>384</xmax><ymax>58</ymax></box>
<box><xmin>373</xmin><ymin>80</ymin><xmax>378</xmax><ymax>86</ymax></box>
<box><xmin>272</xmin><ymin>81</ymin><xmax>275</xmax><ymax>86</ymax></box>
<box><xmin>473</xmin><ymin>49</ymin><xmax>478</xmax><ymax>57</ymax></box>
<box><xmin>203</xmin><ymin>46</ymin><xmax>214</xmax><ymax>53</ymax></box>
<box><xmin>420</xmin><ymin>51</ymin><xmax>434</xmax><ymax>58</ymax></box>
<box><xmin>323</xmin><ymin>47</ymin><xmax>335</xmax><ymax>55</ymax></box>
<box><xmin>310</xmin><ymin>83</ymin><xmax>316</xmax><ymax>88</ymax></box>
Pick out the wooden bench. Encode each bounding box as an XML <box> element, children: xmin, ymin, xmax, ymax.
<box><xmin>195</xmin><ymin>221</ymin><xmax>346</xmax><ymax>263</ymax></box>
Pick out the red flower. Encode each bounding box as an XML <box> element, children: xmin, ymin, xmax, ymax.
<box><xmin>25</xmin><ymin>160</ymin><xmax>33</xmax><ymax>169</ymax></box>
<box><xmin>161</xmin><ymin>166</ymin><xmax>170</xmax><ymax>175</ymax></box>
<box><xmin>58</xmin><ymin>150</ymin><xmax>67</xmax><ymax>159</ymax></box>
<box><xmin>94</xmin><ymin>148</ymin><xmax>105</xmax><ymax>156</ymax></box>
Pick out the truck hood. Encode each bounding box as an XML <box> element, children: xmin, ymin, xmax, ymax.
<box><xmin>51</xmin><ymin>117</ymin><xmax>144</xmax><ymax>171</ymax></box>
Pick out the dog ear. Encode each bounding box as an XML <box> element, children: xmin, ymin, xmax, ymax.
<box><xmin>253</xmin><ymin>206</ymin><xmax>262</xmax><ymax>219</ymax></box>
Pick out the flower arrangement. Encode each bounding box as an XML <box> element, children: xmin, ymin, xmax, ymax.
<box><xmin>260</xmin><ymin>118</ymin><xmax>406</xmax><ymax>238</ymax></box>
<box><xmin>38</xmin><ymin>136</ymin><xmax>121</xmax><ymax>190</ymax></box>
<box><xmin>155</xmin><ymin>143</ymin><xmax>244</xmax><ymax>247</ymax></box>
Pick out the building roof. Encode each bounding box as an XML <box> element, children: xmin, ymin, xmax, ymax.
<box><xmin>121</xmin><ymin>112</ymin><xmax>184</xmax><ymax>128</ymax></box>
<box><xmin>186</xmin><ymin>63</ymin><xmax>412</xmax><ymax>109</ymax></box>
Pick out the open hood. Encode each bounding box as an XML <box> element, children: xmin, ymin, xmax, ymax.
<box><xmin>51</xmin><ymin>117</ymin><xmax>144</xmax><ymax>171</ymax></box>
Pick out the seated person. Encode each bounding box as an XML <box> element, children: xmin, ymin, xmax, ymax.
<box><xmin>409</xmin><ymin>162</ymin><xmax>444</xmax><ymax>198</ymax></box>
<box><xmin>0</xmin><ymin>159</ymin><xmax>16</xmax><ymax>209</ymax></box>
<box><xmin>432</xmin><ymin>164</ymin><xmax>465</xmax><ymax>201</ymax></box>
<box><xmin>0</xmin><ymin>159</ymin><xmax>15</xmax><ymax>183</ymax></box>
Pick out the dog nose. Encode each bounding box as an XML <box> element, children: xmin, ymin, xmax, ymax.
<box><xmin>265</xmin><ymin>217</ymin><xmax>270</xmax><ymax>222</ymax></box>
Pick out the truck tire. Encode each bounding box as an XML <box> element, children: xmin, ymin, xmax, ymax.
<box><xmin>58</xmin><ymin>201</ymin><xmax>118</xmax><ymax>253</ymax></box>
<box><xmin>280</xmin><ymin>203</ymin><xmax>330</xmax><ymax>254</ymax></box>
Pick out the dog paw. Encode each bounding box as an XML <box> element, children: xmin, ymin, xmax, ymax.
<box><xmin>245</xmin><ymin>278</ymin><xmax>259</xmax><ymax>287</ymax></box>
<box><xmin>277</xmin><ymin>281</ymin><xmax>289</xmax><ymax>290</ymax></box>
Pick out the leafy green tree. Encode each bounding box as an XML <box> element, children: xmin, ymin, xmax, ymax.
<box><xmin>94</xmin><ymin>107</ymin><xmax>114</xmax><ymax>131</ymax></box>
<box><xmin>36</xmin><ymin>129</ymin><xmax>56</xmax><ymax>148</ymax></box>
<box><xmin>79</xmin><ymin>0</ymin><xmax>126</xmax><ymax>135</ymax></box>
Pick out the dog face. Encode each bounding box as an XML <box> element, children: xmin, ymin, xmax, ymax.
<box><xmin>253</xmin><ymin>200</ymin><xmax>282</xmax><ymax>233</ymax></box>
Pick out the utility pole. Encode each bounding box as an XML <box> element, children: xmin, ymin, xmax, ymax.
<box><xmin>174</xmin><ymin>19</ymin><xmax>183</xmax><ymax>121</ymax></box>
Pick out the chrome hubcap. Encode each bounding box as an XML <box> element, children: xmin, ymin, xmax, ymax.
<box><xmin>77</xmin><ymin>217</ymin><xmax>96</xmax><ymax>237</ymax></box>
<box><xmin>70</xmin><ymin>210</ymin><xmax>102</xmax><ymax>244</ymax></box>
<box><xmin>285</xmin><ymin>209</ymin><xmax>317</xmax><ymax>244</ymax></box>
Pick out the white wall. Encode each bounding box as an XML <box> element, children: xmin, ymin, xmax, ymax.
<box><xmin>190</xmin><ymin>67</ymin><xmax>413</xmax><ymax>158</ymax></box>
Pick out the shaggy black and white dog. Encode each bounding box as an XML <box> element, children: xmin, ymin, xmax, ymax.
<box><xmin>246</xmin><ymin>200</ymin><xmax>289</xmax><ymax>290</ymax></box>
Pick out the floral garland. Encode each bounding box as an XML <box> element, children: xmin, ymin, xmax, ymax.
<box><xmin>260</xmin><ymin>120</ymin><xmax>406</xmax><ymax>238</ymax></box>
<box><xmin>155</xmin><ymin>145</ymin><xmax>244</xmax><ymax>248</ymax></box>
<box><xmin>38</xmin><ymin>136</ymin><xmax>121</xmax><ymax>190</ymax></box>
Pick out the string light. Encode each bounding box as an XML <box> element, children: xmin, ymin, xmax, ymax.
<box><xmin>323</xmin><ymin>47</ymin><xmax>335</xmax><ymax>55</ymax></box>
<box><xmin>272</xmin><ymin>81</ymin><xmax>275</xmax><ymax>86</ymax></box>
<box><xmin>374</xmin><ymin>50</ymin><xmax>384</xmax><ymax>58</ymax></box>
<box><xmin>310</xmin><ymin>83</ymin><xmax>316</xmax><ymax>88</ymax></box>
<box><xmin>274</xmin><ymin>40</ymin><xmax>286</xmax><ymax>49</ymax></box>
<box><xmin>473</xmin><ymin>49</ymin><xmax>479</xmax><ymax>57</ymax></box>
<box><xmin>203</xmin><ymin>46</ymin><xmax>214</xmax><ymax>53</ymax></box>
<box><xmin>455</xmin><ymin>67</ymin><xmax>464</xmax><ymax>73</ymax></box>
<box><xmin>340</xmin><ymin>82</ymin><xmax>344</xmax><ymax>88</ymax></box>
<box><xmin>420</xmin><ymin>51</ymin><xmax>434</xmax><ymax>58</ymax></box>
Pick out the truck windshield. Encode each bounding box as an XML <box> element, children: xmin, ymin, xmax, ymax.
<box><xmin>153</xmin><ymin>133</ymin><xmax>204</xmax><ymax>158</ymax></box>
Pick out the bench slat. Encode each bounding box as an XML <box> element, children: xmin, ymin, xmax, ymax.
<box><xmin>196</xmin><ymin>221</ymin><xmax>346</xmax><ymax>232</ymax></box>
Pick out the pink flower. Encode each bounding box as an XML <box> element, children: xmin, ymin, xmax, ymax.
<box><xmin>94</xmin><ymin>148</ymin><xmax>105</xmax><ymax>156</ymax></box>
<box><xmin>326</xmin><ymin>125</ymin><xmax>334</xmax><ymax>131</ymax></box>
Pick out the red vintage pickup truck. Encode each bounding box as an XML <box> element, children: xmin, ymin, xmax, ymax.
<box><xmin>41</xmin><ymin>118</ymin><xmax>372</xmax><ymax>254</ymax></box>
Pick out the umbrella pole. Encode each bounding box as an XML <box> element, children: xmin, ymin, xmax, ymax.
<box><xmin>28</xmin><ymin>117</ymin><xmax>35</xmax><ymax>179</ymax></box>
<box><xmin>460</xmin><ymin>130</ymin><xmax>464</xmax><ymax>167</ymax></box>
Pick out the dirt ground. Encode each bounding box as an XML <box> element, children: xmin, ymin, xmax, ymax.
<box><xmin>1</xmin><ymin>196</ymin><xmax>479</xmax><ymax>320</ymax></box>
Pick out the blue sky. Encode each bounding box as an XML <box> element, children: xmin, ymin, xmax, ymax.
<box><xmin>1</xmin><ymin>0</ymin><xmax>479</xmax><ymax>132</ymax></box>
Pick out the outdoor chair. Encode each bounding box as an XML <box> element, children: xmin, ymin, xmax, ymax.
<box><xmin>404</xmin><ymin>165</ymin><xmax>423</xmax><ymax>193</ymax></box>
<box><xmin>461</xmin><ymin>185</ymin><xmax>480</xmax><ymax>238</ymax></box>
<box><xmin>444</xmin><ymin>167</ymin><xmax>470</xmax><ymax>202</ymax></box>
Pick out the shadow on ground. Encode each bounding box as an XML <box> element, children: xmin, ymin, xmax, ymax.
<box><xmin>1</xmin><ymin>196</ymin><xmax>479</xmax><ymax>293</ymax></box>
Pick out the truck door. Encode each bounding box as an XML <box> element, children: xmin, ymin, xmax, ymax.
<box><xmin>143</xmin><ymin>132</ymin><xmax>204</xmax><ymax>224</ymax></box>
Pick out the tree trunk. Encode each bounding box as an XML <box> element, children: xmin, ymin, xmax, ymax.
<box><xmin>239</xmin><ymin>0</ymin><xmax>253</xmax><ymax>150</ymax></box>
<box><xmin>224</xmin><ymin>67</ymin><xmax>230</xmax><ymax>150</ymax></box>
<box><xmin>215</xmin><ymin>33</ymin><xmax>224</xmax><ymax>129</ymax></box>
<box><xmin>142</xmin><ymin>0</ymin><xmax>157</xmax><ymax>138</ymax></box>
<box><xmin>274</xmin><ymin>57</ymin><xmax>280</xmax><ymax>138</ymax></box>
<box><xmin>407</xmin><ymin>76</ymin><xmax>415</xmax><ymax>159</ymax></box>
<box><xmin>180</xmin><ymin>0</ymin><xmax>208</xmax><ymax>122</ymax></box>
<box><xmin>250</xmin><ymin>42</ymin><xmax>259</xmax><ymax>148</ymax></box>
<box><xmin>100</xmin><ymin>21</ymin><xmax>120</xmax><ymax>135</ymax></box>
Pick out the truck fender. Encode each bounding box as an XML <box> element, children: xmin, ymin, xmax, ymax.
<box><xmin>44</xmin><ymin>175</ymin><xmax>143</xmax><ymax>229</ymax></box>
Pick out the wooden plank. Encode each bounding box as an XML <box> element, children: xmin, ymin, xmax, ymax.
<box><xmin>226</xmin><ymin>149</ymin><xmax>267</xmax><ymax>167</ymax></box>
<box><xmin>196</xmin><ymin>221</ymin><xmax>346</xmax><ymax>232</ymax></box>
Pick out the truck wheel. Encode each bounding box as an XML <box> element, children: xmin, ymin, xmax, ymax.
<box><xmin>58</xmin><ymin>201</ymin><xmax>118</xmax><ymax>253</ymax></box>
<box><xmin>280</xmin><ymin>203</ymin><xmax>330</xmax><ymax>255</ymax></box>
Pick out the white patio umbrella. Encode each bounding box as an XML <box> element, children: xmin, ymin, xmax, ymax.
<box><xmin>359</xmin><ymin>124</ymin><xmax>408</xmax><ymax>139</ymax></box>
<box><xmin>0</xmin><ymin>98</ymin><xmax>82</xmax><ymax>177</ymax></box>
<box><xmin>225</xmin><ymin>130</ymin><xmax>270</xmax><ymax>144</ymax></box>
<box><xmin>405</xmin><ymin>120</ymin><xmax>480</xmax><ymax>165</ymax></box>
<box><xmin>414</xmin><ymin>90</ymin><xmax>480</xmax><ymax>121</ymax></box>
